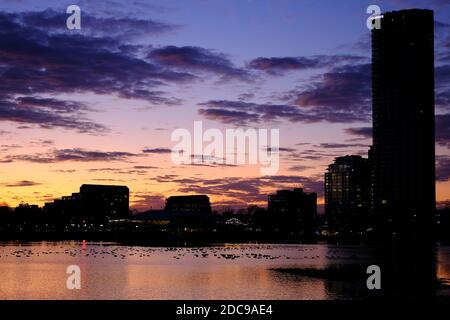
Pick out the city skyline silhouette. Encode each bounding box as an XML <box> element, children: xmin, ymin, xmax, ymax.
<box><xmin>0</xmin><ymin>1</ymin><xmax>449</xmax><ymax>215</ymax></box>
<box><xmin>1</xmin><ymin>1</ymin><xmax>450</xmax><ymax>304</ymax></box>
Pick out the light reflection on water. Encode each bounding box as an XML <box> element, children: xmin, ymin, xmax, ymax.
<box><xmin>0</xmin><ymin>242</ymin><xmax>448</xmax><ymax>300</ymax></box>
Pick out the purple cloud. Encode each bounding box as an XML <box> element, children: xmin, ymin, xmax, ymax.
<box><xmin>344</xmin><ymin>127</ymin><xmax>373</xmax><ymax>139</ymax></box>
<box><xmin>436</xmin><ymin>114</ymin><xmax>450</xmax><ymax>148</ymax></box>
<box><xmin>149</xmin><ymin>45</ymin><xmax>250</xmax><ymax>81</ymax></box>
<box><xmin>142</xmin><ymin>147</ymin><xmax>172</xmax><ymax>154</ymax></box>
<box><xmin>294</xmin><ymin>63</ymin><xmax>371</xmax><ymax>115</ymax></box>
<box><xmin>0</xmin><ymin>148</ymin><xmax>138</xmax><ymax>163</ymax></box>
<box><xmin>315</xmin><ymin>142</ymin><xmax>369</xmax><ymax>149</ymax></box>
<box><xmin>437</xmin><ymin>155</ymin><xmax>450</xmax><ymax>182</ymax></box>
<box><xmin>131</xmin><ymin>192</ymin><xmax>166</xmax><ymax>211</ymax></box>
<box><xmin>0</xmin><ymin>10</ymin><xmax>193</xmax><ymax>132</ymax></box>
<box><xmin>198</xmin><ymin>98</ymin><xmax>367</xmax><ymax>125</ymax></box>
<box><xmin>16</xmin><ymin>9</ymin><xmax>178</xmax><ymax>39</ymax></box>
<box><xmin>153</xmin><ymin>174</ymin><xmax>324</xmax><ymax>209</ymax></box>
<box><xmin>248</xmin><ymin>55</ymin><xmax>367</xmax><ymax>75</ymax></box>
<box><xmin>0</xmin><ymin>96</ymin><xmax>107</xmax><ymax>133</ymax></box>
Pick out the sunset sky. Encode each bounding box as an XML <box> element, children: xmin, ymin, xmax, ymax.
<box><xmin>0</xmin><ymin>0</ymin><xmax>449</xmax><ymax>212</ymax></box>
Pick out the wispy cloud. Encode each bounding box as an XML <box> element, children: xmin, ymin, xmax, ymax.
<box><xmin>436</xmin><ymin>114</ymin><xmax>450</xmax><ymax>148</ymax></box>
<box><xmin>142</xmin><ymin>147</ymin><xmax>172</xmax><ymax>154</ymax></box>
<box><xmin>314</xmin><ymin>142</ymin><xmax>369</xmax><ymax>149</ymax></box>
<box><xmin>150</xmin><ymin>174</ymin><xmax>323</xmax><ymax>208</ymax></box>
<box><xmin>3</xmin><ymin>180</ymin><xmax>41</xmax><ymax>187</ymax></box>
<box><xmin>0</xmin><ymin>148</ymin><xmax>138</xmax><ymax>163</ymax></box>
<box><xmin>437</xmin><ymin>155</ymin><xmax>450</xmax><ymax>182</ymax></box>
<box><xmin>344</xmin><ymin>127</ymin><xmax>373</xmax><ymax>139</ymax></box>
<box><xmin>15</xmin><ymin>9</ymin><xmax>178</xmax><ymax>39</ymax></box>
<box><xmin>150</xmin><ymin>45</ymin><xmax>251</xmax><ymax>81</ymax></box>
<box><xmin>292</xmin><ymin>63</ymin><xmax>371</xmax><ymax>117</ymax></box>
<box><xmin>0</xmin><ymin>96</ymin><xmax>108</xmax><ymax>133</ymax></box>
<box><xmin>198</xmin><ymin>97</ymin><xmax>368</xmax><ymax>125</ymax></box>
<box><xmin>248</xmin><ymin>55</ymin><xmax>367</xmax><ymax>76</ymax></box>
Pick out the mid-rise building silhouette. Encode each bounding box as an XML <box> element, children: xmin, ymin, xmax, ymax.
<box><xmin>371</xmin><ymin>9</ymin><xmax>435</xmax><ymax>239</ymax></box>
<box><xmin>325</xmin><ymin>155</ymin><xmax>371</xmax><ymax>235</ymax></box>
<box><xmin>44</xmin><ymin>184</ymin><xmax>129</xmax><ymax>223</ymax></box>
<box><xmin>268</xmin><ymin>188</ymin><xmax>317</xmax><ymax>236</ymax></box>
<box><xmin>165</xmin><ymin>195</ymin><xmax>212</xmax><ymax>216</ymax></box>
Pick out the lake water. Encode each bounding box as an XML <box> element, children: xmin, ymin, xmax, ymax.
<box><xmin>0</xmin><ymin>241</ymin><xmax>449</xmax><ymax>300</ymax></box>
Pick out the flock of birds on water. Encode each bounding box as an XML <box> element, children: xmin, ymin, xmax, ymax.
<box><xmin>0</xmin><ymin>243</ymin><xmax>362</xmax><ymax>262</ymax></box>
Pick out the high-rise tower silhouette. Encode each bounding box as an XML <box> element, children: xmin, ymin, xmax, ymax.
<box><xmin>371</xmin><ymin>9</ymin><xmax>435</xmax><ymax>240</ymax></box>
